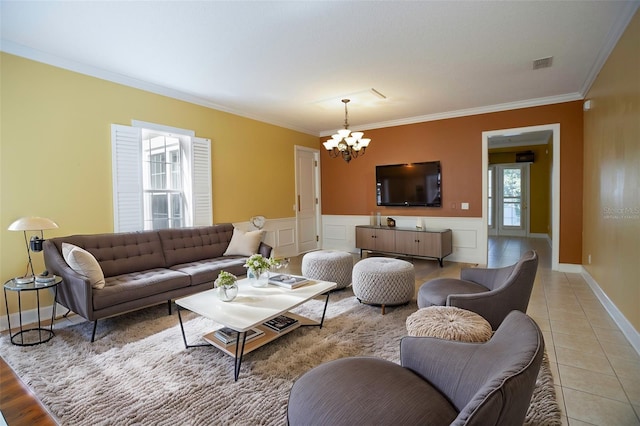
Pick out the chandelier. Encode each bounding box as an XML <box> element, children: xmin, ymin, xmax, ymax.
<box><xmin>322</xmin><ymin>99</ymin><xmax>371</xmax><ymax>163</ymax></box>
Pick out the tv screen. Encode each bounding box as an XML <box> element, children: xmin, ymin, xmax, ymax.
<box><xmin>376</xmin><ymin>161</ymin><xmax>441</xmax><ymax>207</ymax></box>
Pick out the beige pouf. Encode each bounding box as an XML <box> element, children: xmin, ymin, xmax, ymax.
<box><xmin>352</xmin><ymin>257</ymin><xmax>415</xmax><ymax>315</ymax></box>
<box><xmin>301</xmin><ymin>250</ymin><xmax>353</xmax><ymax>290</ymax></box>
<box><xmin>406</xmin><ymin>306</ymin><xmax>492</xmax><ymax>343</ymax></box>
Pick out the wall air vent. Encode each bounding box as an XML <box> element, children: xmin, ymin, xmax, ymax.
<box><xmin>532</xmin><ymin>56</ymin><xmax>553</xmax><ymax>70</ymax></box>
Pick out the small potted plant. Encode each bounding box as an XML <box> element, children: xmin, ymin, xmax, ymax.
<box><xmin>214</xmin><ymin>271</ymin><xmax>238</xmax><ymax>302</ymax></box>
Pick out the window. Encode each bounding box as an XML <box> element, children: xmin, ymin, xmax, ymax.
<box><xmin>111</xmin><ymin>122</ymin><xmax>212</xmax><ymax>232</ymax></box>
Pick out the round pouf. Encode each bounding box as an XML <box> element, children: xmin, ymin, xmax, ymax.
<box><xmin>301</xmin><ymin>250</ymin><xmax>353</xmax><ymax>290</ymax></box>
<box><xmin>352</xmin><ymin>257</ymin><xmax>415</xmax><ymax>315</ymax></box>
<box><xmin>406</xmin><ymin>306</ymin><xmax>492</xmax><ymax>343</ymax></box>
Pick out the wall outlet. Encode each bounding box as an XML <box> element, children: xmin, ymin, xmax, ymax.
<box><xmin>461</xmin><ymin>202</ymin><xmax>469</xmax><ymax>210</ymax></box>
<box><xmin>588</xmin><ymin>254</ymin><xmax>592</xmax><ymax>264</ymax></box>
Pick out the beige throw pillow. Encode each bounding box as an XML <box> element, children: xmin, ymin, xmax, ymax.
<box><xmin>223</xmin><ymin>228</ymin><xmax>264</xmax><ymax>256</ymax></box>
<box><xmin>62</xmin><ymin>243</ymin><xmax>106</xmax><ymax>289</ymax></box>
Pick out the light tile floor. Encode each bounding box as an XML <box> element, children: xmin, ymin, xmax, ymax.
<box><xmin>487</xmin><ymin>236</ymin><xmax>640</xmax><ymax>425</ymax></box>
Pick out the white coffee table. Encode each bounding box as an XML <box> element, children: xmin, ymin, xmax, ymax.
<box><xmin>176</xmin><ymin>277</ymin><xmax>336</xmax><ymax>380</ymax></box>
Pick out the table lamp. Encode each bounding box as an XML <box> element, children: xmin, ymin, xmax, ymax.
<box><xmin>8</xmin><ymin>216</ymin><xmax>59</xmax><ymax>284</ymax></box>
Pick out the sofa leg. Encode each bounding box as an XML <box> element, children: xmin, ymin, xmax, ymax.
<box><xmin>91</xmin><ymin>320</ymin><xmax>98</xmax><ymax>342</ymax></box>
<box><xmin>381</xmin><ymin>304</ymin><xmax>386</xmax><ymax>315</ymax></box>
<box><xmin>168</xmin><ymin>300</ymin><xmax>173</xmax><ymax>315</ymax></box>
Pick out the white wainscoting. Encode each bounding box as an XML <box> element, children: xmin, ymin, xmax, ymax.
<box><xmin>233</xmin><ymin>217</ymin><xmax>298</xmax><ymax>259</ymax></box>
<box><xmin>321</xmin><ymin>215</ymin><xmax>487</xmax><ymax>265</ymax></box>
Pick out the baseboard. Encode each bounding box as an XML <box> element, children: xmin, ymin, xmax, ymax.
<box><xmin>0</xmin><ymin>303</ymin><xmax>67</xmax><ymax>332</ymax></box>
<box><xmin>557</xmin><ymin>263</ymin><xmax>583</xmax><ymax>273</ymax></box>
<box><xmin>581</xmin><ymin>267</ymin><xmax>640</xmax><ymax>357</ymax></box>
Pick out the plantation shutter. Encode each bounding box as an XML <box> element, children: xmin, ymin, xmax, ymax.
<box><xmin>192</xmin><ymin>137</ymin><xmax>212</xmax><ymax>226</ymax></box>
<box><xmin>111</xmin><ymin>124</ymin><xmax>143</xmax><ymax>232</ymax></box>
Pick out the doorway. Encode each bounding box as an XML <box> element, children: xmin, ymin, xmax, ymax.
<box><xmin>482</xmin><ymin>123</ymin><xmax>560</xmax><ymax>269</ymax></box>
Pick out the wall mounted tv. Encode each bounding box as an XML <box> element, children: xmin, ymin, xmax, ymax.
<box><xmin>376</xmin><ymin>161</ymin><xmax>441</xmax><ymax>207</ymax></box>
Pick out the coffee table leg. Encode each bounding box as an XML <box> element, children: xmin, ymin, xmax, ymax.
<box><xmin>319</xmin><ymin>292</ymin><xmax>331</xmax><ymax>328</ymax></box>
<box><xmin>177</xmin><ymin>307</ymin><xmax>208</xmax><ymax>349</ymax></box>
<box><xmin>233</xmin><ymin>331</ymin><xmax>247</xmax><ymax>381</ymax></box>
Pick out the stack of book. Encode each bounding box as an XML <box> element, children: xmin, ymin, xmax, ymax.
<box><xmin>214</xmin><ymin>327</ymin><xmax>264</xmax><ymax>346</ymax></box>
<box><xmin>263</xmin><ymin>315</ymin><xmax>299</xmax><ymax>333</ymax></box>
<box><xmin>268</xmin><ymin>274</ymin><xmax>309</xmax><ymax>289</ymax></box>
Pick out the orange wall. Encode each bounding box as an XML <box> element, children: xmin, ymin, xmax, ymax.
<box><xmin>320</xmin><ymin>101</ymin><xmax>583</xmax><ymax>264</ymax></box>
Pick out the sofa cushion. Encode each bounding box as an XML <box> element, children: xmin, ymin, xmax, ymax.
<box><xmin>158</xmin><ymin>225</ymin><xmax>235</xmax><ymax>267</ymax></box>
<box><xmin>170</xmin><ymin>257</ymin><xmax>247</xmax><ymax>286</ymax></box>
<box><xmin>223</xmin><ymin>228</ymin><xmax>264</xmax><ymax>256</ymax></box>
<box><xmin>50</xmin><ymin>231</ymin><xmax>166</xmax><ymax>278</ymax></box>
<box><xmin>94</xmin><ymin>268</ymin><xmax>191</xmax><ymax>310</ymax></box>
<box><xmin>62</xmin><ymin>243</ymin><xmax>106</xmax><ymax>289</ymax></box>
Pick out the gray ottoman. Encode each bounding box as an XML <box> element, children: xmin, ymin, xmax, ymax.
<box><xmin>301</xmin><ymin>250</ymin><xmax>353</xmax><ymax>290</ymax></box>
<box><xmin>352</xmin><ymin>257</ymin><xmax>415</xmax><ymax>314</ymax></box>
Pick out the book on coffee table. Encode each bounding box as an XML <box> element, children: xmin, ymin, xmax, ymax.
<box><xmin>263</xmin><ymin>315</ymin><xmax>299</xmax><ymax>333</ymax></box>
<box><xmin>214</xmin><ymin>327</ymin><xmax>264</xmax><ymax>345</ymax></box>
<box><xmin>268</xmin><ymin>274</ymin><xmax>310</xmax><ymax>289</ymax></box>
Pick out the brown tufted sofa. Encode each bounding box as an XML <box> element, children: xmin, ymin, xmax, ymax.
<box><xmin>43</xmin><ymin>223</ymin><xmax>271</xmax><ymax>341</ymax></box>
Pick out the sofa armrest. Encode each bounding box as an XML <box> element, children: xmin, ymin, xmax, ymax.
<box><xmin>43</xmin><ymin>240</ymin><xmax>94</xmax><ymax>320</ymax></box>
<box><xmin>258</xmin><ymin>242</ymin><xmax>273</xmax><ymax>259</ymax></box>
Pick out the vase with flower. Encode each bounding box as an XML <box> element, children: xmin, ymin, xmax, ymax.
<box><xmin>244</xmin><ymin>254</ymin><xmax>276</xmax><ymax>288</ymax></box>
<box><xmin>214</xmin><ymin>271</ymin><xmax>239</xmax><ymax>302</ymax></box>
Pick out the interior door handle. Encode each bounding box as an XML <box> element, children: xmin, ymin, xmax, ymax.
<box><xmin>297</xmin><ymin>195</ymin><xmax>301</xmax><ymax>212</ymax></box>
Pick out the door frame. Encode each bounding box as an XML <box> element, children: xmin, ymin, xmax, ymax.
<box><xmin>482</xmin><ymin>123</ymin><xmax>560</xmax><ymax>269</ymax></box>
<box><xmin>294</xmin><ymin>146</ymin><xmax>322</xmax><ymax>254</ymax></box>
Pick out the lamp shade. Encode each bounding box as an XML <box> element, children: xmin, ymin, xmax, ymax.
<box><xmin>8</xmin><ymin>216</ymin><xmax>59</xmax><ymax>231</ymax></box>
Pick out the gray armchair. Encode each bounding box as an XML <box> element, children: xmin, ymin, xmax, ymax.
<box><xmin>417</xmin><ymin>250</ymin><xmax>538</xmax><ymax>329</ymax></box>
<box><xmin>287</xmin><ymin>311</ymin><xmax>544</xmax><ymax>425</ymax></box>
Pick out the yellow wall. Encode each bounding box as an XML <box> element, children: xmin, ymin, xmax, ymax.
<box><xmin>489</xmin><ymin>142</ymin><xmax>552</xmax><ymax>234</ymax></box>
<box><xmin>0</xmin><ymin>53</ymin><xmax>318</xmax><ymax>316</ymax></box>
<box><xmin>583</xmin><ymin>10</ymin><xmax>640</xmax><ymax>331</ymax></box>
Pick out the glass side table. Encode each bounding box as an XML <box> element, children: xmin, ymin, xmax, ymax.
<box><xmin>3</xmin><ymin>276</ymin><xmax>61</xmax><ymax>346</ymax></box>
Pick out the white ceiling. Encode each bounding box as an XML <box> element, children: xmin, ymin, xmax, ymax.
<box><xmin>1</xmin><ymin>1</ymin><xmax>638</xmax><ymax>137</ymax></box>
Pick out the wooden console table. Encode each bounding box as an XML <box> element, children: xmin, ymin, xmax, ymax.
<box><xmin>355</xmin><ymin>225</ymin><xmax>452</xmax><ymax>267</ymax></box>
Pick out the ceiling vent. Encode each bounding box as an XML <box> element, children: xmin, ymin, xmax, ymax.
<box><xmin>532</xmin><ymin>56</ymin><xmax>553</xmax><ymax>70</ymax></box>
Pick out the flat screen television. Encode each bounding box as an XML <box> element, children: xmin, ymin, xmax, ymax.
<box><xmin>376</xmin><ymin>161</ymin><xmax>441</xmax><ymax>207</ymax></box>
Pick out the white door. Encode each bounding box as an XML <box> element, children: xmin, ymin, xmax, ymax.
<box><xmin>489</xmin><ymin>164</ymin><xmax>529</xmax><ymax>237</ymax></box>
<box><xmin>295</xmin><ymin>147</ymin><xmax>320</xmax><ymax>253</ymax></box>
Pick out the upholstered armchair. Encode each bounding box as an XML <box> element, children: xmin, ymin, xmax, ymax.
<box><xmin>287</xmin><ymin>311</ymin><xmax>544</xmax><ymax>425</ymax></box>
<box><xmin>417</xmin><ymin>250</ymin><xmax>538</xmax><ymax>329</ymax></box>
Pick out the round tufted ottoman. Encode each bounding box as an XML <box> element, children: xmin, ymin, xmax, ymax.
<box><xmin>301</xmin><ymin>250</ymin><xmax>353</xmax><ymax>290</ymax></box>
<box><xmin>352</xmin><ymin>257</ymin><xmax>415</xmax><ymax>315</ymax></box>
<box><xmin>406</xmin><ymin>306</ymin><xmax>492</xmax><ymax>343</ymax></box>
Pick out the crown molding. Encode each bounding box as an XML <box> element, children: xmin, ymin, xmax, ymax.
<box><xmin>1</xmin><ymin>40</ymin><xmax>318</xmax><ymax>137</ymax></box>
<box><xmin>320</xmin><ymin>93</ymin><xmax>583</xmax><ymax>137</ymax></box>
<box><xmin>580</xmin><ymin>2</ymin><xmax>640</xmax><ymax>96</ymax></box>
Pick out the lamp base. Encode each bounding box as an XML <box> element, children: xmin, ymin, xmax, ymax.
<box><xmin>14</xmin><ymin>276</ymin><xmax>35</xmax><ymax>284</ymax></box>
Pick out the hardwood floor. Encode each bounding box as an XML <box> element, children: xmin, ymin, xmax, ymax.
<box><xmin>0</xmin><ymin>356</ymin><xmax>56</xmax><ymax>426</ymax></box>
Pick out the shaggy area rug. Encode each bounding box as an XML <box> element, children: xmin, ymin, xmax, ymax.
<box><xmin>1</xmin><ymin>289</ymin><xmax>561</xmax><ymax>425</ymax></box>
